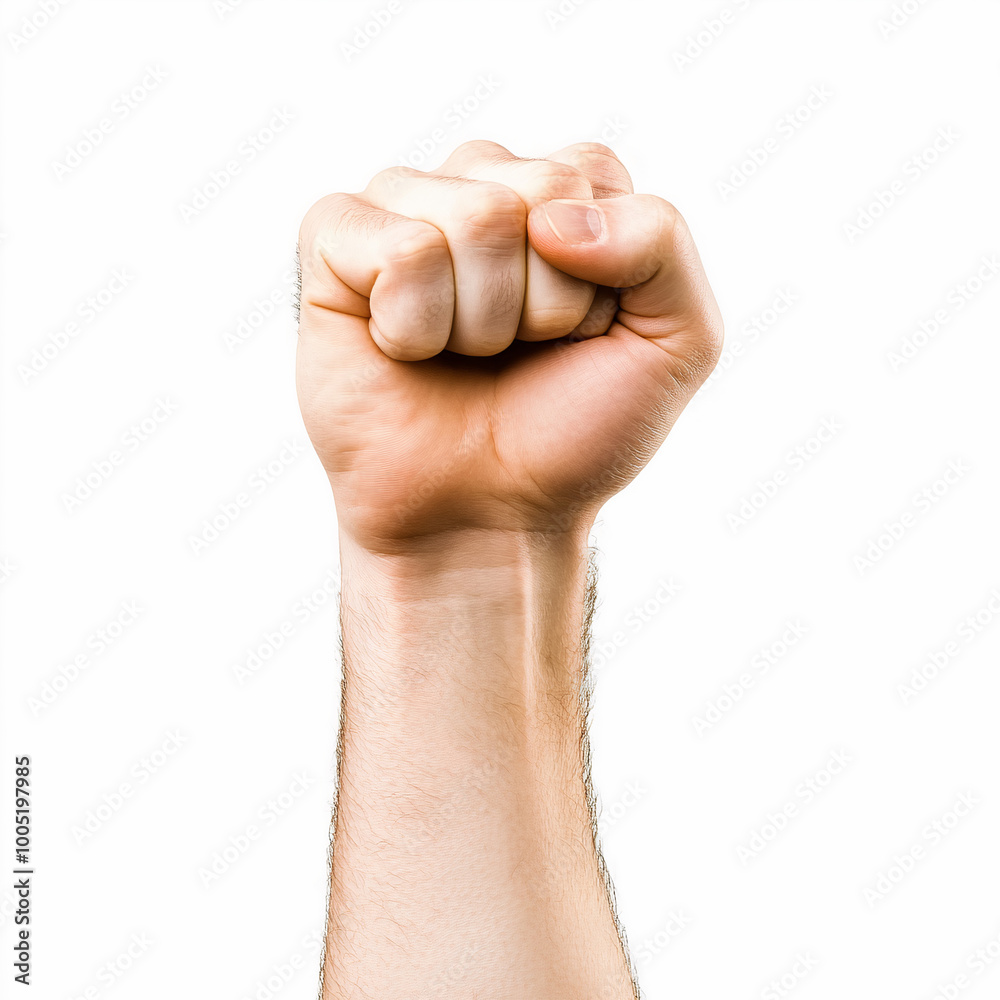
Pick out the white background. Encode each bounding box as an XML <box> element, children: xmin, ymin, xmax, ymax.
<box><xmin>2</xmin><ymin>1</ymin><xmax>999</xmax><ymax>998</ymax></box>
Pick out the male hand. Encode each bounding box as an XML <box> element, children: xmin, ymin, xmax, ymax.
<box><xmin>296</xmin><ymin>140</ymin><xmax>722</xmax><ymax>550</ymax></box>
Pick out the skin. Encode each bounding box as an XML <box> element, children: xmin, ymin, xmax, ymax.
<box><xmin>296</xmin><ymin>140</ymin><xmax>722</xmax><ymax>999</ymax></box>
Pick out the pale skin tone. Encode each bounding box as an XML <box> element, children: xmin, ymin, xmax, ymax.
<box><xmin>296</xmin><ymin>140</ymin><xmax>722</xmax><ymax>999</ymax></box>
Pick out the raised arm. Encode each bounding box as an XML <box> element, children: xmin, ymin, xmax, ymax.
<box><xmin>295</xmin><ymin>140</ymin><xmax>722</xmax><ymax>999</ymax></box>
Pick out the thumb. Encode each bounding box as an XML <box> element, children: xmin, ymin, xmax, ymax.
<box><xmin>527</xmin><ymin>194</ymin><xmax>723</xmax><ymax>373</ymax></box>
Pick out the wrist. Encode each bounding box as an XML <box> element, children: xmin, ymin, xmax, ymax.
<box><xmin>338</xmin><ymin>523</ymin><xmax>594</xmax><ymax>603</ymax></box>
<box><xmin>336</xmin><ymin>524</ymin><xmax>597</xmax><ymax>758</ymax></box>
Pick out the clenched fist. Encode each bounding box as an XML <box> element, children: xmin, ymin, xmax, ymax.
<box><xmin>296</xmin><ymin>140</ymin><xmax>722</xmax><ymax>550</ymax></box>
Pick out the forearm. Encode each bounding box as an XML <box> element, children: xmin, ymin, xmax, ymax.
<box><xmin>323</xmin><ymin>529</ymin><xmax>637</xmax><ymax>999</ymax></box>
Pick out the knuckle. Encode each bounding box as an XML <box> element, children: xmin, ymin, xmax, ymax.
<box><xmin>298</xmin><ymin>192</ymin><xmax>350</xmax><ymax>272</ymax></box>
<box><xmin>561</xmin><ymin>144</ymin><xmax>633</xmax><ymax>196</ymax></box>
<box><xmin>298</xmin><ymin>194</ymin><xmax>329</xmax><ymax>238</ymax></box>
<box><xmin>651</xmin><ymin>196</ymin><xmax>681</xmax><ymax>242</ymax></box>
<box><xmin>298</xmin><ymin>193</ymin><xmax>333</xmax><ymax>247</ymax></box>
<box><xmin>366</xmin><ymin>165</ymin><xmax>417</xmax><ymax>201</ymax></box>
<box><xmin>452</xmin><ymin>182</ymin><xmax>525</xmax><ymax>243</ymax></box>
<box><xmin>449</xmin><ymin>139</ymin><xmax>512</xmax><ymax>168</ymax></box>
<box><xmin>383</xmin><ymin>222</ymin><xmax>449</xmax><ymax>271</ymax></box>
<box><xmin>565</xmin><ymin>141</ymin><xmax>620</xmax><ymax>160</ymax></box>
<box><xmin>533</xmin><ymin>160</ymin><xmax>592</xmax><ymax>201</ymax></box>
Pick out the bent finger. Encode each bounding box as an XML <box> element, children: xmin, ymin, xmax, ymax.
<box><xmin>365</xmin><ymin>166</ymin><xmax>526</xmax><ymax>356</ymax></box>
<box><xmin>298</xmin><ymin>192</ymin><xmax>455</xmax><ymax>362</ymax></box>
<box><xmin>436</xmin><ymin>141</ymin><xmax>596</xmax><ymax>341</ymax></box>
